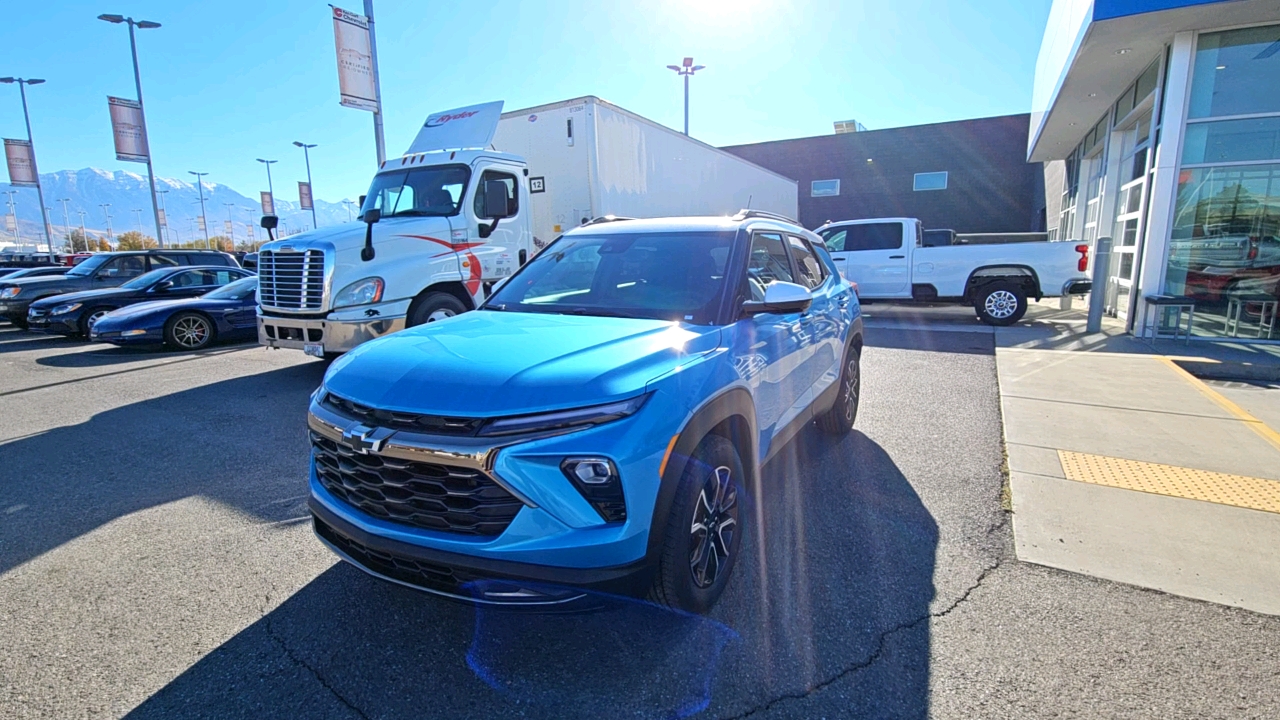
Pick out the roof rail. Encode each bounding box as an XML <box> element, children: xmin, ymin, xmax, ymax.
<box><xmin>582</xmin><ymin>215</ymin><xmax>636</xmax><ymax>226</ymax></box>
<box><xmin>732</xmin><ymin>209</ymin><xmax>798</xmax><ymax>224</ymax></box>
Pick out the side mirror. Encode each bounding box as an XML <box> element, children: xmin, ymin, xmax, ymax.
<box><xmin>481</xmin><ymin>180</ymin><xmax>512</xmax><ymax>219</ymax></box>
<box><xmin>363</xmin><ymin>208</ymin><xmax>381</xmax><ymax>224</ymax></box>
<box><xmin>259</xmin><ymin>215</ymin><xmax>278</xmax><ymax>230</ymax></box>
<box><xmin>361</xmin><ymin>208</ymin><xmax>380</xmax><ymax>262</ymax></box>
<box><xmin>152</xmin><ymin>280</ymin><xmax>174</xmax><ymax>292</ymax></box>
<box><xmin>742</xmin><ymin>281</ymin><xmax>813</xmax><ymax>316</ymax></box>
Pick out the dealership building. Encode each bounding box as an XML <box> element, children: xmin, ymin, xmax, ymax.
<box><xmin>1032</xmin><ymin>0</ymin><xmax>1280</xmax><ymax>339</ymax></box>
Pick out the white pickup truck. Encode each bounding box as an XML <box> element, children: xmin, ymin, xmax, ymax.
<box><xmin>816</xmin><ymin>218</ymin><xmax>1092</xmax><ymax>325</ymax></box>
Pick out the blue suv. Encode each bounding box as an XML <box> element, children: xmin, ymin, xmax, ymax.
<box><xmin>308</xmin><ymin>212</ymin><xmax>863</xmax><ymax>613</ymax></box>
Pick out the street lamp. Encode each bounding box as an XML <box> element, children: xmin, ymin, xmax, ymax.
<box><xmin>224</xmin><ymin>202</ymin><xmax>237</xmax><ymax>246</ymax></box>
<box><xmin>76</xmin><ymin>210</ymin><xmax>88</xmax><ymax>251</ymax></box>
<box><xmin>99</xmin><ymin>203</ymin><xmax>113</xmax><ymax>243</ymax></box>
<box><xmin>57</xmin><ymin>198</ymin><xmax>72</xmax><ymax>250</ymax></box>
<box><xmin>0</xmin><ymin>77</ymin><xmax>51</xmax><ymax>250</ymax></box>
<box><xmin>665</xmin><ymin>58</ymin><xmax>705</xmax><ymax>136</ymax></box>
<box><xmin>156</xmin><ymin>189</ymin><xmax>170</xmax><ymax>245</ymax></box>
<box><xmin>293</xmin><ymin>141</ymin><xmax>318</xmax><ymax>227</ymax></box>
<box><xmin>2</xmin><ymin>190</ymin><xmax>19</xmax><ymax>243</ymax></box>
<box><xmin>342</xmin><ymin>199</ymin><xmax>356</xmax><ymax>222</ymax></box>
<box><xmin>98</xmin><ymin>13</ymin><xmax>164</xmax><ymax>245</ymax></box>
<box><xmin>256</xmin><ymin>158</ymin><xmax>277</xmax><ymax>213</ymax></box>
<box><xmin>189</xmin><ymin>171</ymin><xmax>210</xmax><ymax>247</ymax></box>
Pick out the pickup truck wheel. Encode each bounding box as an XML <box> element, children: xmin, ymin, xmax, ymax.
<box><xmin>407</xmin><ymin>292</ymin><xmax>466</xmax><ymax>327</ymax></box>
<box><xmin>975</xmin><ymin>282</ymin><xmax>1027</xmax><ymax>326</ymax></box>
<box><xmin>817</xmin><ymin>344</ymin><xmax>860</xmax><ymax>435</ymax></box>
<box><xmin>649</xmin><ymin>433</ymin><xmax>744</xmax><ymax>614</ymax></box>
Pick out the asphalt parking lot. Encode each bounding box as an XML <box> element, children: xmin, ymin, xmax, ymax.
<box><xmin>2</xmin><ymin>323</ymin><xmax>1278</xmax><ymax>719</ymax></box>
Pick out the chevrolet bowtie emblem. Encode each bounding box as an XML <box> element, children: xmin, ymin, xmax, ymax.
<box><xmin>341</xmin><ymin>423</ymin><xmax>392</xmax><ymax>454</ymax></box>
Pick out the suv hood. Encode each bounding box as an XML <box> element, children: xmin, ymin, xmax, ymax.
<box><xmin>323</xmin><ymin>311</ymin><xmax>722</xmax><ymax>417</ymax></box>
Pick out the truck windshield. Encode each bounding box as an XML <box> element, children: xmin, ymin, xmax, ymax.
<box><xmin>484</xmin><ymin>231</ymin><xmax>735</xmax><ymax>325</ymax></box>
<box><xmin>360</xmin><ymin>165</ymin><xmax>470</xmax><ymax>219</ymax></box>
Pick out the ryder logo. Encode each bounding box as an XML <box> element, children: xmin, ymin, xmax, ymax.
<box><xmin>425</xmin><ymin>111</ymin><xmax>480</xmax><ymax>128</ymax></box>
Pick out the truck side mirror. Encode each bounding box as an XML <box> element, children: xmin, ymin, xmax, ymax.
<box><xmin>260</xmin><ymin>214</ymin><xmax>279</xmax><ymax>244</ymax></box>
<box><xmin>361</xmin><ymin>208</ymin><xmax>380</xmax><ymax>262</ymax></box>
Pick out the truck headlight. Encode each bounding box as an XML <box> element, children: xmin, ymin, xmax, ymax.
<box><xmin>50</xmin><ymin>302</ymin><xmax>83</xmax><ymax>315</ymax></box>
<box><xmin>0</xmin><ymin>286</ymin><xmax>20</xmax><ymax>299</ymax></box>
<box><xmin>332</xmin><ymin>277</ymin><xmax>384</xmax><ymax>309</ymax></box>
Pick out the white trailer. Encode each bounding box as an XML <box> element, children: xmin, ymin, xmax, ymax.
<box><xmin>494</xmin><ymin>96</ymin><xmax>798</xmax><ymax>250</ymax></box>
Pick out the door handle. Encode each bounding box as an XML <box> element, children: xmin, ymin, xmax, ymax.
<box><xmin>889</xmin><ymin>255</ymin><xmax>905</xmax><ymax>259</ymax></box>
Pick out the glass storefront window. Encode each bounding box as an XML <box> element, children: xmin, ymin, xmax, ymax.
<box><xmin>1164</xmin><ymin>164</ymin><xmax>1280</xmax><ymax>337</ymax></box>
<box><xmin>1188</xmin><ymin>26</ymin><xmax>1280</xmax><ymax>119</ymax></box>
<box><xmin>1182</xmin><ymin>117</ymin><xmax>1280</xmax><ymax>165</ymax></box>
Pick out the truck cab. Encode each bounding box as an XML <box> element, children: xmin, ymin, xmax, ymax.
<box><xmin>258</xmin><ymin>111</ymin><xmax>533</xmax><ymax>357</ymax></box>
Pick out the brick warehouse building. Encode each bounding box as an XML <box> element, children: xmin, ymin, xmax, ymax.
<box><xmin>722</xmin><ymin>114</ymin><xmax>1046</xmax><ymax>233</ymax></box>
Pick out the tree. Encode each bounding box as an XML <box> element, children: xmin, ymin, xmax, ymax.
<box><xmin>116</xmin><ymin>231</ymin><xmax>159</xmax><ymax>251</ymax></box>
<box><xmin>65</xmin><ymin>228</ymin><xmax>89</xmax><ymax>253</ymax></box>
<box><xmin>85</xmin><ymin>237</ymin><xmax>112</xmax><ymax>252</ymax></box>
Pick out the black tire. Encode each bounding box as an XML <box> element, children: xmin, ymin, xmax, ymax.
<box><xmin>79</xmin><ymin>307</ymin><xmax>114</xmax><ymax>336</ymax></box>
<box><xmin>649</xmin><ymin>434</ymin><xmax>745</xmax><ymax>614</ymax></box>
<box><xmin>974</xmin><ymin>281</ymin><xmax>1028</xmax><ymax>326</ymax></box>
<box><xmin>817</xmin><ymin>343</ymin><xmax>861</xmax><ymax>435</ymax></box>
<box><xmin>164</xmin><ymin>312</ymin><xmax>215</xmax><ymax>350</ymax></box>
<box><xmin>406</xmin><ymin>291</ymin><xmax>467</xmax><ymax>327</ymax></box>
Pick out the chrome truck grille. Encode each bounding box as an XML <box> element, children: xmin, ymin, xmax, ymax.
<box><xmin>258</xmin><ymin>249</ymin><xmax>326</xmax><ymax>310</ymax></box>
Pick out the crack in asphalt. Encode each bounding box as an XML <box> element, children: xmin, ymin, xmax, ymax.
<box><xmin>258</xmin><ymin>588</ymin><xmax>372</xmax><ymax>720</ymax></box>
<box><xmin>721</xmin><ymin>517</ymin><xmax>1012</xmax><ymax>720</ymax></box>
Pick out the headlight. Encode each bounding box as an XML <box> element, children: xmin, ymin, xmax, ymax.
<box><xmin>0</xmin><ymin>286</ymin><xmax>20</xmax><ymax>298</ymax></box>
<box><xmin>332</xmin><ymin>277</ymin><xmax>384</xmax><ymax>309</ymax></box>
<box><xmin>478</xmin><ymin>395</ymin><xmax>649</xmax><ymax>437</ymax></box>
<box><xmin>50</xmin><ymin>302</ymin><xmax>83</xmax><ymax>315</ymax></box>
<box><xmin>122</xmin><ymin>329</ymin><xmax>148</xmax><ymax>337</ymax></box>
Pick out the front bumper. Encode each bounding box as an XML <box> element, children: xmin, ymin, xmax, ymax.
<box><xmin>26</xmin><ymin>311</ymin><xmax>79</xmax><ymax>335</ymax></box>
<box><xmin>259</xmin><ymin>307</ymin><xmax>407</xmax><ymax>355</ymax></box>
<box><xmin>0</xmin><ymin>300</ymin><xmax>32</xmax><ymax>323</ymax></box>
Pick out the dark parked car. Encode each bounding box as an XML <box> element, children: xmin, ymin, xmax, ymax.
<box><xmin>0</xmin><ymin>250</ymin><xmax>239</xmax><ymax>328</ymax></box>
<box><xmin>27</xmin><ymin>266</ymin><xmax>253</xmax><ymax>337</ymax></box>
<box><xmin>0</xmin><ymin>266</ymin><xmax>70</xmax><ymax>280</ymax></box>
<box><xmin>90</xmin><ymin>275</ymin><xmax>259</xmax><ymax>350</ymax></box>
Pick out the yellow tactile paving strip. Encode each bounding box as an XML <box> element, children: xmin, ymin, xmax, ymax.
<box><xmin>1058</xmin><ymin>451</ymin><xmax>1280</xmax><ymax>515</ymax></box>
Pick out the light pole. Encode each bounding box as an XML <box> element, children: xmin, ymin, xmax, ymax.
<box><xmin>156</xmin><ymin>189</ymin><xmax>169</xmax><ymax>245</ymax></box>
<box><xmin>363</xmin><ymin>0</ymin><xmax>387</xmax><ymax>164</ymax></box>
<box><xmin>293</xmin><ymin>141</ymin><xmax>318</xmax><ymax>227</ymax></box>
<box><xmin>665</xmin><ymin>58</ymin><xmax>705</xmax><ymax>136</ymax></box>
<box><xmin>256</xmin><ymin>158</ymin><xmax>277</xmax><ymax>213</ymax></box>
<box><xmin>0</xmin><ymin>77</ymin><xmax>51</xmax><ymax>249</ymax></box>
<box><xmin>2</xmin><ymin>190</ymin><xmax>19</xmax><ymax>242</ymax></box>
<box><xmin>132</xmin><ymin>208</ymin><xmax>144</xmax><ymax>237</ymax></box>
<box><xmin>188</xmin><ymin>171</ymin><xmax>210</xmax><ymax>248</ymax></box>
<box><xmin>77</xmin><ymin>210</ymin><xmax>88</xmax><ymax>251</ymax></box>
<box><xmin>224</xmin><ymin>202</ymin><xmax>237</xmax><ymax>246</ymax></box>
<box><xmin>57</xmin><ymin>198</ymin><xmax>71</xmax><ymax>250</ymax></box>
<box><xmin>343</xmin><ymin>200</ymin><xmax>356</xmax><ymax>222</ymax></box>
<box><xmin>98</xmin><ymin>14</ymin><xmax>164</xmax><ymax>245</ymax></box>
<box><xmin>99</xmin><ymin>203</ymin><xmax>113</xmax><ymax>243</ymax></box>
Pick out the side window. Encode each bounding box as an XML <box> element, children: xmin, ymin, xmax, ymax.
<box><xmin>745</xmin><ymin>232</ymin><xmax>794</xmax><ymax>301</ymax></box>
<box><xmin>787</xmin><ymin>235</ymin><xmax>825</xmax><ymax>289</ymax></box>
<box><xmin>845</xmin><ymin>223</ymin><xmax>904</xmax><ymax>251</ymax></box>
<box><xmin>99</xmin><ymin>256</ymin><xmax>146</xmax><ymax>279</ymax></box>
<box><xmin>150</xmin><ymin>254</ymin><xmax>181</xmax><ymax>268</ymax></box>
<box><xmin>474</xmin><ymin>170</ymin><xmax>519</xmax><ymax>218</ymax></box>
<box><xmin>820</xmin><ymin>229</ymin><xmax>847</xmax><ymax>252</ymax></box>
<box><xmin>169</xmin><ymin>270</ymin><xmax>207</xmax><ymax>288</ymax></box>
<box><xmin>210</xmin><ymin>270</ymin><xmax>241</xmax><ymax>286</ymax></box>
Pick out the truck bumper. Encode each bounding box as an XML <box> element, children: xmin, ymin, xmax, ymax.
<box><xmin>259</xmin><ymin>312</ymin><xmax>407</xmax><ymax>355</ymax></box>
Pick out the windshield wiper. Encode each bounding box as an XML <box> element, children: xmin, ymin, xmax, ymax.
<box><xmin>565</xmin><ymin>307</ymin><xmax>643</xmax><ymax>319</ymax></box>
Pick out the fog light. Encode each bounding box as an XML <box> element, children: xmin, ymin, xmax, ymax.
<box><xmin>561</xmin><ymin>457</ymin><xmax>626</xmax><ymax>523</ymax></box>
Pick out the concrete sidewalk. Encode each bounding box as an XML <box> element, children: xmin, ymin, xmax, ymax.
<box><xmin>996</xmin><ymin>313</ymin><xmax>1280</xmax><ymax>616</ymax></box>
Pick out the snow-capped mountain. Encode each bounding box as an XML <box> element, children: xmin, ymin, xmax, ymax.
<box><xmin>1</xmin><ymin>168</ymin><xmax>359</xmax><ymax>245</ymax></box>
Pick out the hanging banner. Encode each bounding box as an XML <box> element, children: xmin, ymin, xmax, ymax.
<box><xmin>224</xmin><ymin>220</ymin><xmax>234</xmax><ymax>235</ymax></box>
<box><xmin>332</xmin><ymin>7</ymin><xmax>378</xmax><ymax>112</ymax></box>
<box><xmin>157</xmin><ymin>208</ymin><xmax>167</xmax><ymax>227</ymax></box>
<box><xmin>197</xmin><ymin>216</ymin><xmax>206</xmax><ymax>231</ymax></box>
<box><xmin>4</xmin><ymin>214</ymin><xmax>15</xmax><ymax>234</ymax></box>
<box><xmin>4</xmin><ymin>139</ymin><xmax>38</xmax><ymax>186</ymax></box>
<box><xmin>108</xmin><ymin>96</ymin><xmax>150</xmax><ymax>163</ymax></box>
<box><xmin>299</xmin><ymin>182</ymin><xmax>314</xmax><ymax>210</ymax></box>
<box><xmin>260</xmin><ymin>191</ymin><xmax>275</xmax><ymax>215</ymax></box>
<box><xmin>247</xmin><ymin>224</ymin><xmax>255</xmax><ymax>241</ymax></box>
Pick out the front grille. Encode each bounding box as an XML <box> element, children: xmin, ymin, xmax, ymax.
<box><xmin>315</xmin><ymin>516</ymin><xmax>473</xmax><ymax>594</ymax></box>
<box><xmin>259</xmin><ymin>249</ymin><xmax>325</xmax><ymax>310</ymax></box>
<box><xmin>322</xmin><ymin>392</ymin><xmax>486</xmax><ymax>436</ymax></box>
<box><xmin>311</xmin><ymin>431</ymin><xmax>522</xmax><ymax>535</ymax></box>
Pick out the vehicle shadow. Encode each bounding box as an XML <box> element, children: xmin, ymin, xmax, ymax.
<box><xmin>0</xmin><ymin>326</ymin><xmax>80</xmax><ymax>354</ymax></box>
<box><xmin>123</xmin><ymin>425</ymin><xmax>937</xmax><ymax>719</ymax></box>
<box><xmin>0</xmin><ymin>362</ymin><xmax>327</xmax><ymax>577</ymax></box>
<box><xmin>865</xmin><ymin>325</ymin><xmax>996</xmax><ymax>356</ymax></box>
<box><xmin>34</xmin><ymin>340</ymin><xmax>259</xmax><ymax>368</ymax></box>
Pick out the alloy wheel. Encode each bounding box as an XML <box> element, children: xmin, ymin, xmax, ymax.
<box><xmin>173</xmin><ymin>316</ymin><xmax>211</xmax><ymax>348</ymax></box>
<box><xmin>689</xmin><ymin>465</ymin><xmax>738</xmax><ymax>588</ymax></box>
<box><xmin>426</xmin><ymin>309</ymin><xmax>456</xmax><ymax>322</ymax></box>
<box><xmin>984</xmin><ymin>290</ymin><xmax>1018</xmax><ymax>319</ymax></box>
<box><xmin>86</xmin><ymin>310</ymin><xmax>110</xmax><ymax>330</ymax></box>
<box><xmin>843</xmin><ymin>355</ymin><xmax>860</xmax><ymax>422</ymax></box>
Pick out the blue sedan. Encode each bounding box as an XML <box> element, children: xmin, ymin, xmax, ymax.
<box><xmin>90</xmin><ymin>276</ymin><xmax>259</xmax><ymax>350</ymax></box>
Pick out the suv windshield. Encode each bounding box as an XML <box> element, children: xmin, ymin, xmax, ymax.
<box><xmin>65</xmin><ymin>254</ymin><xmax>112</xmax><ymax>277</ymax></box>
<box><xmin>360</xmin><ymin>165</ymin><xmax>470</xmax><ymax>219</ymax></box>
<box><xmin>484</xmin><ymin>231</ymin><xmax>734</xmax><ymax>324</ymax></box>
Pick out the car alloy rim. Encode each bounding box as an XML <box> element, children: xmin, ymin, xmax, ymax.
<box><xmin>426</xmin><ymin>309</ymin><xmax>456</xmax><ymax>322</ymax></box>
<box><xmin>843</xmin><ymin>356</ymin><xmax>859</xmax><ymax>422</ymax></box>
<box><xmin>984</xmin><ymin>290</ymin><xmax>1018</xmax><ymax>319</ymax></box>
<box><xmin>689</xmin><ymin>465</ymin><xmax>738</xmax><ymax>589</ymax></box>
<box><xmin>174</xmin><ymin>317</ymin><xmax>210</xmax><ymax>348</ymax></box>
<box><xmin>87</xmin><ymin>310</ymin><xmax>110</xmax><ymax>329</ymax></box>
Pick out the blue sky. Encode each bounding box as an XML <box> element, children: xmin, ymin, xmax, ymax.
<box><xmin>1</xmin><ymin>0</ymin><xmax>1052</xmax><ymax>204</ymax></box>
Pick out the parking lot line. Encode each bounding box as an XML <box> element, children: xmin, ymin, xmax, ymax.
<box><xmin>1159</xmin><ymin>357</ymin><xmax>1280</xmax><ymax>453</ymax></box>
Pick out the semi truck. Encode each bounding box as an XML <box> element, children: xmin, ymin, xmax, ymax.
<box><xmin>256</xmin><ymin>97</ymin><xmax>798</xmax><ymax>357</ymax></box>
